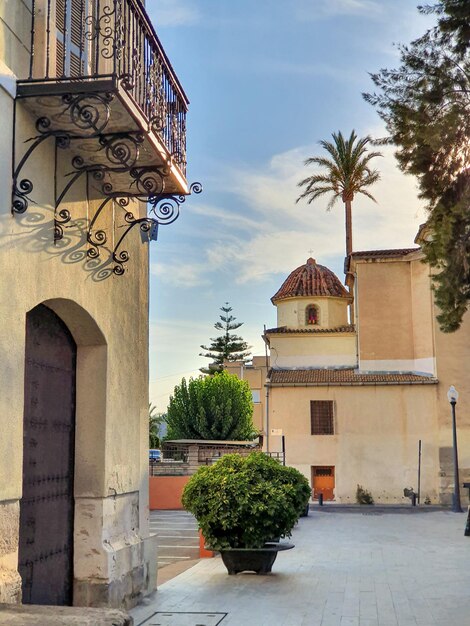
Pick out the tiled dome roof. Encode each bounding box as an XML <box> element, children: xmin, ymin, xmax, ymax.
<box><xmin>271</xmin><ymin>258</ymin><xmax>350</xmax><ymax>303</ymax></box>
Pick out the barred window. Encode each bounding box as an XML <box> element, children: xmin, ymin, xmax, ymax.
<box><xmin>310</xmin><ymin>401</ymin><xmax>334</xmax><ymax>435</ymax></box>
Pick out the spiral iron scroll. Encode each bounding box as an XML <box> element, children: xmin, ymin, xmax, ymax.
<box><xmin>12</xmin><ymin>93</ymin><xmax>113</xmax><ymax>214</ymax></box>
<box><xmin>85</xmin><ymin>3</ymin><xmax>117</xmax><ymax>62</ymax></box>
<box><xmin>111</xmin><ymin>182</ymin><xmax>202</xmax><ymax>276</ymax></box>
<box><xmin>54</xmin><ymin>209</ymin><xmax>72</xmax><ymax>242</ymax></box>
<box><xmin>62</xmin><ymin>93</ymin><xmax>113</xmax><ymax>135</ymax></box>
<box><xmin>87</xmin><ymin>197</ymin><xmax>130</xmax><ymax>260</ymax></box>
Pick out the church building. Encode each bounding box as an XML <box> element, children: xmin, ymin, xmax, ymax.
<box><xmin>227</xmin><ymin>229</ymin><xmax>470</xmax><ymax>505</ymax></box>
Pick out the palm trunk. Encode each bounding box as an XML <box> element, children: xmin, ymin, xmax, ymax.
<box><xmin>344</xmin><ymin>199</ymin><xmax>353</xmax><ymax>257</ymax></box>
<box><xmin>344</xmin><ymin>198</ymin><xmax>354</xmax><ymax>324</ymax></box>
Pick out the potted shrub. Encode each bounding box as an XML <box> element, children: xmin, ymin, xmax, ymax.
<box><xmin>182</xmin><ymin>452</ymin><xmax>310</xmax><ymax>574</ymax></box>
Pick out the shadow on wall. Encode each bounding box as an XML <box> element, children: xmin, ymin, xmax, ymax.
<box><xmin>1</xmin><ymin>205</ymin><xmax>141</xmax><ymax>282</ymax></box>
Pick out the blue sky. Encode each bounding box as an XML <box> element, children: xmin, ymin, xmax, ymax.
<box><xmin>147</xmin><ymin>0</ymin><xmax>433</xmax><ymax>412</ymax></box>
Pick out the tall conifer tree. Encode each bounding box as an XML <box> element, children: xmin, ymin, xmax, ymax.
<box><xmin>199</xmin><ymin>303</ymin><xmax>251</xmax><ymax>374</ymax></box>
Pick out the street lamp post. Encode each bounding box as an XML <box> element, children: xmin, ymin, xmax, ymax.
<box><xmin>447</xmin><ymin>385</ymin><xmax>463</xmax><ymax>513</ymax></box>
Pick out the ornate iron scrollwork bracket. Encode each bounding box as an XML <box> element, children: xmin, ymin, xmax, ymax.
<box><xmin>12</xmin><ymin>89</ymin><xmax>200</xmax><ymax>276</ymax></box>
<box><xmin>52</xmin><ymin>131</ymin><xmax>145</xmax><ymax>242</ymax></box>
<box><xmin>111</xmin><ymin>182</ymin><xmax>202</xmax><ymax>276</ymax></box>
<box><xmin>12</xmin><ymin>91</ymin><xmax>114</xmax><ymax>241</ymax></box>
<box><xmin>86</xmin><ymin>180</ymin><xmax>202</xmax><ymax>276</ymax></box>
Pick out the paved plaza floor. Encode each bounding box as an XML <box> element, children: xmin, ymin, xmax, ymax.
<box><xmin>150</xmin><ymin>510</ymin><xmax>200</xmax><ymax>572</ymax></box>
<box><xmin>131</xmin><ymin>510</ymin><xmax>470</xmax><ymax>626</ymax></box>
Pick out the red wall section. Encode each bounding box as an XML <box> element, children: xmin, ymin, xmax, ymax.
<box><xmin>149</xmin><ymin>475</ymin><xmax>191</xmax><ymax>510</ymax></box>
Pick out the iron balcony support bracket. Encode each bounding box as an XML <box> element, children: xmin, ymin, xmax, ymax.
<box><xmin>86</xmin><ymin>181</ymin><xmax>202</xmax><ymax>276</ymax></box>
<box><xmin>12</xmin><ymin>92</ymin><xmax>114</xmax><ymax>239</ymax></box>
<box><xmin>110</xmin><ymin>182</ymin><xmax>202</xmax><ymax>275</ymax></box>
<box><xmin>12</xmin><ymin>93</ymin><xmax>202</xmax><ymax>276</ymax></box>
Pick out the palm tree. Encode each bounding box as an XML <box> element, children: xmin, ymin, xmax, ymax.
<box><xmin>296</xmin><ymin>130</ymin><xmax>382</xmax><ymax>257</ymax></box>
<box><xmin>149</xmin><ymin>403</ymin><xmax>166</xmax><ymax>448</ymax></box>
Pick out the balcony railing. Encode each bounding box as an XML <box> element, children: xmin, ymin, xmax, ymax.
<box><xmin>27</xmin><ymin>0</ymin><xmax>188</xmax><ymax>174</ymax></box>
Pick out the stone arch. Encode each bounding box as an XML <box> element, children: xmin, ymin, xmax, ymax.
<box><xmin>33</xmin><ymin>299</ymin><xmax>108</xmax><ymax>605</ymax></box>
<box><xmin>19</xmin><ymin>304</ymin><xmax>77</xmax><ymax>604</ymax></box>
<box><xmin>41</xmin><ymin>299</ymin><xmax>108</xmax><ymax>499</ymax></box>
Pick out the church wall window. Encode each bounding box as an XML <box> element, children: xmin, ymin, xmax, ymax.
<box><xmin>306</xmin><ymin>304</ymin><xmax>319</xmax><ymax>326</ymax></box>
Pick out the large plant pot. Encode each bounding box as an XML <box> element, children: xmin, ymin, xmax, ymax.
<box><xmin>218</xmin><ymin>542</ymin><xmax>294</xmax><ymax>575</ymax></box>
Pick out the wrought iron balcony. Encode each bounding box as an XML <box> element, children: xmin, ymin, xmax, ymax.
<box><xmin>12</xmin><ymin>0</ymin><xmax>200</xmax><ymax>275</ymax></box>
<box><xmin>17</xmin><ymin>0</ymin><xmax>187</xmax><ymax>184</ymax></box>
<box><xmin>23</xmin><ymin>0</ymin><xmax>188</xmax><ymax>176</ymax></box>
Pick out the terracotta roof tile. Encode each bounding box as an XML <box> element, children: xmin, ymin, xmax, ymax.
<box><xmin>345</xmin><ymin>248</ymin><xmax>421</xmax><ymax>273</ymax></box>
<box><xmin>268</xmin><ymin>368</ymin><xmax>437</xmax><ymax>386</ymax></box>
<box><xmin>272</xmin><ymin>258</ymin><xmax>350</xmax><ymax>303</ymax></box>
<box><xmin>350</xmin><ymin>248</ymin><xmax>420</xmax><ymax>259</ymax></box>
<box><xmin>265</xmin><ymin>325</ymin><xmax>355</xmax><ymax>334</ymax></box>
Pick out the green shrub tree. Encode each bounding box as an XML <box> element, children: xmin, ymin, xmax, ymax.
<box><xmin>182</xmin><ymin>452</ymin><xmax>311</xmax><ymax>549</ymax></box>
<box><xmin>166</xmin><ymin>371</ymin><xmax>256</xmax><ymax>440</ymax></box>
<box><xmin>356</xmin><ymin>484</ymin><xmax>374</xmax><ymax>505</ymax></box>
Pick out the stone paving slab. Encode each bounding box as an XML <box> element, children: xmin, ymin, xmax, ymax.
<box><xmin>139</xmin><ymin>612</ymin><xmax>226</xmax><ymax>626</ymax></box>
<box><xmin>0</xmin><ymin>604</ymin><xmax>132</xmax><ymax>625</ymax></box>
<box><xmin>131</xmin><ymin>511</ymin><xmax>470</xmax><ymax>626</ymax></box>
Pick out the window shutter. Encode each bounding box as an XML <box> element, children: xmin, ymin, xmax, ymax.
<box><xmin>56</xmin><ymin>0</ymin><xmax>86</xmax><ymax>77</ymax></box>
<box><xmin>56</xmin><ymin>0</ymin><xmax>66</xmax><ymax>36</ymax></box>
<box><xmin>70</xmin><ymin>0</ymin><xmax>83</xmax><ymax>49</ymax></box>
<box><xmin>310</xmin><ymin>401</ymin><xmax>334</xmax><ymax>435</ymax></box>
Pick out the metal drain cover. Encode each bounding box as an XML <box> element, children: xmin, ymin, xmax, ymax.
<box><xmin>139</xmin><ymin>612</ymin><xmax>227</xmax><ymax>626</ymax></box>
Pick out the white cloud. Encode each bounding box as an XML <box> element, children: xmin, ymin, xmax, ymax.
<box><xmin>206</xmin><ymin>229</ymin><xmax>343</xmax><ymax>284</ymax></box>
<box><xmin>153</xmin><ymin>136</ymin><xmax>427</xmax><ymax>289</ymax></box>
<box><xmin>202</xmin><ymin>138</ymin><xmax>426</xmax><ymax>283</ymax></box>
<box><xmin>244</xmin><ymin>59</ymin><xmax>358</xmax><ymax>83</ymax></box>
<box><xmin>295</xmin><ymin>0</ymin><xmax>382</xmax><ymax>20</ymax></box>
<box><xmin>150</xmin><ymin>261</ymin><xmax>210</xmax><ymax>288</ymax></box>
<box><xmin>148</xmin><ymin>318</ymin><xmax>206</xmax><ymax>411</ymax></box>
<box><xmin>190</xmin><ymin>203</ymin><xmax>260</xmax><ymax>232</ymax></box>
<box><xmin>152</xmin><ymin>0</ymin><xmax>199</xmax><ymax>27</ymax></box>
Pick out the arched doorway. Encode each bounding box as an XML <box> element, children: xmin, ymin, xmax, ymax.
<box><xmin>18</xmin><ymin>304</ymin><xmax>77</xmax><ymax>605</ymax></box>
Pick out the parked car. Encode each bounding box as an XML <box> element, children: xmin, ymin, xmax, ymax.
<box><xmin>149</xmin><ymin>449</ymin><xmax>162</xmax><ymax>463</ymax></box>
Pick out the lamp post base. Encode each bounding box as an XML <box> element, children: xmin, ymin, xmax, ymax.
<box><xmin>452</xmin><ymin>493</ymin><xmax>463</xmax><ymax>513</ymax></box>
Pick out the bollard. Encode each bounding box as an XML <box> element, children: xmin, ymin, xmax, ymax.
<box><xmin>411</xmin><ymin>492</ymin><xmax>417</xmax><ymax>507</ymax></box>
<box><xmin>318</xmin><ymin>493</ymin><xmax>323</xmax><ymax>506</ymax></box>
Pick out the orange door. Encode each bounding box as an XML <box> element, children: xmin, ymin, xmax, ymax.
<box><xmin>312</xmin><ymin>466</ymin><xmax>335</xmax><ymax>501</ymax></box>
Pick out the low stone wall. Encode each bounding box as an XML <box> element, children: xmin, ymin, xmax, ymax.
<box><xmin>149</xmin><ymin>476</ymin><xmax>191</xmax><ymax>510</ymax></box>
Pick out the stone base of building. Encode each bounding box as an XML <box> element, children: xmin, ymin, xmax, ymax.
<box><xmin>0</xmin><ymin>569</ymin><xmax>21</xmax><ymax>605</ymax></box>
<box><xmin>0</xmin><ymin>496</ymin><xmax>158</xmax><ymax>611</ymax></box>
<box><xmin>0</xmin><ymin>604</ymin><xmax>132</xmax><ymax>625</ymax></box>
<box><xmin>74</xmin><ymin>532</ymin><xmax>158</xmax><ymax>610</ymax></box>
<box><xmin>74</xmin><ymin>535</ymin><xmax>158</xmax><ymax>610</ymax></box>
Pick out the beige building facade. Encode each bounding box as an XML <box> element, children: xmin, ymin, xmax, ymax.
<box><xmin>0</xmin><ymin>0</ymin><xmax>193</xmax><ymax>610</ymax></box>
<box><xmin>228</xmin><ymin>244</ymin><xmax>470</xmax><ymax>505</ymax></box>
